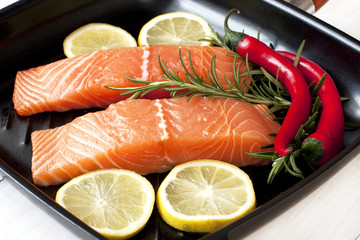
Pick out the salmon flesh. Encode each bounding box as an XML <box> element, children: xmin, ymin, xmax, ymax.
<box><xmin>13</xmin><ymin>45</ymin><xmax>250</xmax><ymax>116</ymax></box>
<box><xmin>31</xmin><ymin>97</ymin><xmax>280</xmax><ymax>186</ymax></box>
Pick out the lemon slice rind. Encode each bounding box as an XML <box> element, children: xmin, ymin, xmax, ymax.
<box><xmin>63</xmin><ymin>23</ymin><xmax>137</xmax><ymax>58</ymax></box>
<box><xmin>156</xmin><ymin>159</ymin><xmax>256</xmax><ymax>233</ymax></box>
<box><xmin>55</xmin><ymin>169</ymin><xmax>155</xmax><ymax>239</ymax></box>
<box><xmin>138</xmin><ymin>12</ymin><xmax>213</xmax><ymax>46</ymax></box>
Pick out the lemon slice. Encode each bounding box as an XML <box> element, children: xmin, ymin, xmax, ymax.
<box><xmin>63</xmin><ymin>23</ymin><xmax>137</xmax><ymax>57</ymax></box>
<box><xmin>138</xmin><ymin>12</ymin><xmax>212</xmax><ymax>46</ymax></box>
<box><xmin>157</xmin><ymin>159</ymin><xmax>256</xmax><ymax>233</ymax></box>
<box><xmin>55</xmin><ymin>169</ymin><xmax>155</xmax><ymax>239</ymax></box>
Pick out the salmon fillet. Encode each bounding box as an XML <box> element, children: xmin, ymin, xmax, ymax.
<box><xmin>31</xmin><ymin>97</ymin><xmax>280</xmax><ymax>186</ymax></box>
<box><xmin>13</xmin><ymin>45</ymin><xmax>250</xmax><ymax>116</ymax></box>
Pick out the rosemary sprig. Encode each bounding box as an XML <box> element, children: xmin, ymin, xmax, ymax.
<box><xmin>105</xmin><ymin>49</ymin><xmax>291</xmax><ymax>110</ymax></box>
<box><xmin>248</xmin><ymin>103</ymin><xmax>320</xmax><ymax>183</ymax></box>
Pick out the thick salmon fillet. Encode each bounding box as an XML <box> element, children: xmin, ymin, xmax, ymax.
<box><xmin>31</xmin><ymin>97</ymin><xmax>280</xmax><ymax>186</ymax></box>
<box><xmin>13</xmin><ymin>45</ymin><xmax>250</xmax><ymax>116</ymax></box>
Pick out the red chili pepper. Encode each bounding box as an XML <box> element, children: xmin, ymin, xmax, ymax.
<box><xmin>279</xmin><ymin>51</ymin><xmax>344</xmax><ymax>165</ymax></box>
<box><xmin>237</xmin><ymin>38</ymin><xmax>312</xmax><ymax>156</ymax></box>
<box><xmin>223</xmin><ymin>10</ymin><xmax>312</xmax><ymax>156</ymax></box>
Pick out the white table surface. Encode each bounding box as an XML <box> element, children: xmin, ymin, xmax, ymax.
<box><xmin>1</xmin><ymin>0</ymin><xmax>360</xmax><ymax>239</ymax></box>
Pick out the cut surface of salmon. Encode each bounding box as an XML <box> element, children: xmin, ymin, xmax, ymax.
<box><xmin>31</xmin><ymin>97</ymin><xmax>280</xmax><ymax>186</ymax></box>
<box><xmin>13</xmin><ymin>45</ymin><xmax>251</xmax><ymax>116</ymax></box>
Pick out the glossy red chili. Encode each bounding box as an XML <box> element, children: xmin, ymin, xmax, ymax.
<box><xmin>222</xmin><ymin>9</ymin><xmax>312</xmax><ymax>156</ymax></box>
<box><xmin>236</xmin><ymin>37</ymin><xmax>312</xmax><ymax>156</ymax></box>
<box><xmin>279</xmin><ymin>51</ymin><xmax>344</xmax><ymax>165</ymax></box>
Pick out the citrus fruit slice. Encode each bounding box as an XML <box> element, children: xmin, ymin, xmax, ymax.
<box><xmin>138</xmin><ymin>12</ymin><xmax>212</xmax><ymax>46</ymax></box>
<box><xmin>156</xmin><ymin>159</ymin><xmax>256</xmax><ymax>233</ymax></box>
<box><xmin>63</xmin><ymin>23</ymin><xmax>137</xmax><ymax>57</ymax></box>
<box><xmin>55</xmin><ymin>169</ymin><xmax>155</xmax><ymax>239</ymax></box>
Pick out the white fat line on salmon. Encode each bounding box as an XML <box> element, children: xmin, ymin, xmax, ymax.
<box><xmin>58</xmin><ymin>51</ymin><xmax>101</xmax><ymax>98</ymax></box>
<box><xmin>154</xmin><ymin>100</ymin><xmax>174</xmax><ymax>165</ymax></box>
<box><xmin>154</xmin><ymin>99</ymin><xmax>169</xmax><ymax>141</ymax></box>
<box><xmin>254</xmin><ymin>104</ymin><xmax>280</xmax><ymax>129</ymax></box>
<box><xmin>32</xmin><ymin>128</ymin><xmax>92</xmax><ymax>174</ymax></box>
<box><xmin>15</xmin><ymin>72</ymin><xmax>49</xmax><ymax>101</ymax></box>
<box><xmin>47</xmin><ymin>52</ymin><xmax>97</xmax><ymax>92</ymax></box>
<box><xmin>33</xmin><ymin>150</ymin><xmax>85</xmax><ymax>183</ymax></box>
<box><xmin>33</xmin><ymin>172</ymin><xmax>62</xmax><ymax>187</ymax></box>
<box><xmin>140</xmin><ymin>45</ymin><xmax>150</xmax><ymax>81</ymax></box>
<box><xmin>71</xmin><ymin>117</ymin><xmax>132</xmax><ymax>169</ymax></box>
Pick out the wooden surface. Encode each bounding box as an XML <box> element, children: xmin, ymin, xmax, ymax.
<box><xmin>1</xmin><ymin>0</ymin><xmax>360</xmax><ymax>239</ymax></box>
